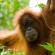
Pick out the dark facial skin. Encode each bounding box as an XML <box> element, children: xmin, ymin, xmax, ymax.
<box><xmin>25</xmin><ymin>27</ymin><xmax>38</xmax><ymax>42</ymax></box>
<box><xmin>20</xmin><ymin>13</ymin><xmax>39</xmax><ymax>42</ymax></box>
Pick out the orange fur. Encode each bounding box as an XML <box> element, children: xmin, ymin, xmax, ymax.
<box><xmin>42</xmin><ymin>0</ymin><xmax>55</xmax><ymax>55</ymax></box>
<box><xmin>0</xmin><ymin>8</ymin><xmax>50</xmax><ymax>55</ymax></box>
<box><xmin>42</xmin><ymin>0</ymin><xmax>55</xmax><ymax>45</ymax></box>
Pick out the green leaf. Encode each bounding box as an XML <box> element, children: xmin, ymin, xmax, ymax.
<box><xmin>38</xmin><ymin>3</ymin><xmax>45</xmax><ymax>9</ymax></box>
<box><xmin>54</xmin><ymin>44</ymin><xmax>55</xmax><ymax>49</ymax></box>
<box><xmin>47</xmin><ymin>43</ymin><xmax>54</xmax><ymax>51</ymax></box>
<box><xmin>51</xmin><ymin>51</ymin><xmax>55</xmax><ymax>55</ymax></box>
<box><xmin>40</xmin><ymin>43</ymin><xmax>54</xmax><ymax>51</ymax></box>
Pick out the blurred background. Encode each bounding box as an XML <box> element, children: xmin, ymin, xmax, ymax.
<box><xmin>0</xmin><ymin>0</ymin><xmax>47</xmax><ymax>30</ymax></box>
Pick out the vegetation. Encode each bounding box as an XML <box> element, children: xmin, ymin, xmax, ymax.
<box><xmin>0</xmin><ymin>0</ymin><xmax>29</xmax><ymax>30</ymax></box>
<box><xmin>40</xmin><ymin>43</ymin><xmax>55</xmax><ymax>55</ymax></box>
<box><xmin>0</xmin><ymin>44</ymin><xmax>24</xmax><ymax>55</ymax></box>
<box><xmin>0</xmin><ymin>0</ymin><xmax>55</xmax><ymax>55</ymax></box>
<box><xmin>0</xmin><ymin>0</ymin><xmax>29</xmax><ymax>54</ymax></box>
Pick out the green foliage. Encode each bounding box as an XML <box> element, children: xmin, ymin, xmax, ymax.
<box><xmin>0</xmin><ymin>0</ymin><xmax>29</xmax><ymax>30</ymax></box>
<box><xmin>38</xmin><ymin>3</ymin><xmax>45</xmax><ymax>9</ymax></box>
<box><xmin>40</xmin><ymin>43</ymin><xmax>55</xmax><ymax>55</ymax></box>
<box><xmin>40</xmin><ymin>43</ymin><xmax>54</xmax><ymax>51</ymax></box>
<box><xmin>52</xmin><ymin>51</ymin><xmax>55</xmax><ymax>55</ymax></box>
<box><xmin>0</xmin><ymin>44</ymin><xmax>24</xmax><ymax>55</ymax></box>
